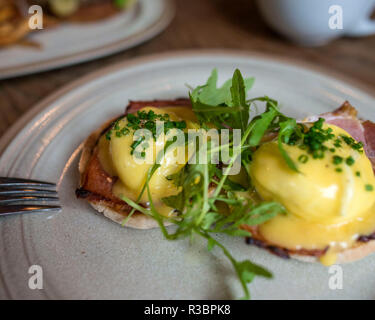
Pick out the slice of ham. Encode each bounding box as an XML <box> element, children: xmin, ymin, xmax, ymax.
<box><xmin>305</xmin><ymin>101</ymin><xmax>375</xmax><ymax>169</ymax></box>
<box><xmin>363</xmin><ymin>121</ymin><xmax>375</xmax><ymax>163</ymax></box>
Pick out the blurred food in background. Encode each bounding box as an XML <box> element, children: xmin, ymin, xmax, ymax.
<box><xmin>30</xmin><ymin>0</ymin><xmax>137</xmax><ymax>21</ymax></box>
<box><xmin>0</xmin><ymin>0</ymin><xmax>35</xmax><ymax>47</ymax></box>
<box><xmin>0</xmin><ymin>0</ymin><xmax>137</xmax><ymax>48</ymax></box>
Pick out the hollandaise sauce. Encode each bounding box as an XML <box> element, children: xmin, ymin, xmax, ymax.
<box><xmin>250</xmin><ymin>123</ymin><xmax>375</xmax><ymax>264</ymax></box>
<box><xmin>97</xmin><ymin>106</ymin><xmax>199</xmax><ymax>217</ymax></box>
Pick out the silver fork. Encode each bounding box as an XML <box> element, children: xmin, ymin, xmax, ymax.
<box><xmin>0</xmin><ymin>177</ymin><xmax>62</xmax><ymax>216</ymax></box>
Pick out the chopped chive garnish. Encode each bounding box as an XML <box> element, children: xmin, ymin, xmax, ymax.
<box><xmin>335</xmin><ymin>168</ymin><xmax>343</xmax><ymax>172</ymax></box>
<box><xmin>312</xmin><ymin>149</ymin><xmax>324</xmax><ymax>159</ymax></box>
<box><xmin>110</xmin><ymin>110</ymin><xmax>188</xmax><ymax>156</ymax></box>
<box><xmin>356</xmin><ymin>171</ymin><xmax>361</xmax><ymax>177</ymax></box>
<box><xmin>121</xmin><ymin>128</ymin><xmax>130</xmax><ymax>135</ymax></box>
<box><xmin>130</xmin><ymin>137</ymin><xmax>145</xmax><ymax>155</ymax></box>
<box><xmin>365</xmin><ymin>184</ymin><xmax>373</xmax><ymax>191</ymax></box>
<box><xmin>340</xmin><ymin>135</ymin><xmax>364</xmax><ymax>153</ymax></box>
<box><xmin>296</xmin><ymin>118</ymin><xmax>337</xmax><ymax>160</ymax></box>
<box><xmin>346</xmin><ymin>156</ymin><xmax>355</xmax><ymax>166</ymax></box>
<box><xmin>334</xmin><ymin>139</ymin><xmax>342</xmax><ymax>148</ymax></box>
<box><xmin>333</xmin><ymin>155</ymin><xmax>343</xmax><ymax>165</ymax></box>
<box><xmin>298</xmin><ymin>155</ymin><xmax>308</xmax><ymax>164</ymax></box>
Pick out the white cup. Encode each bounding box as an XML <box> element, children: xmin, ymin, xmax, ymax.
<box><xmin>256</xmin><ymin>0</ymin><xmax>375</xmax><ymax>46</ymax></box>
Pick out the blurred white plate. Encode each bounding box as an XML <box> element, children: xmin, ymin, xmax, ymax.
<box><xmin>0</xmin><ymin>50</ymin><xmax>375</xmax><ymax>300</ymax></box>
<box><xmin>0</xmin><ymin>0</ymin><xmax>174</xmax><ymax>79</ymax></box>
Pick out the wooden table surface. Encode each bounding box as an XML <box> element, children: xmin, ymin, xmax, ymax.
<box><xmin>1</xmin><ymin>0</ymin><xmax>374</xmax><ymax>138</ymax></box>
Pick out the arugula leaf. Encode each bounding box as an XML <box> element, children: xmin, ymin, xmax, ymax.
<box><xmin>196</xmin><ymin>230</ymin><xmax>272</xmax><ymax>300</ymax></box>
<box><xmin>213</xmin><ymin>166</ymin><xmax>248</xmax><ymax>191</ymax></box>
<box><xmin>230</xmin><ymin>69</ymin><xmax>250</xmax><ymax>131</ymax></box>
<box><xmin>246</xmin><ymin>97</ymin><xmax>301</xmax><ymax>172</ymax></box>
<box><xmin>278</xmin><ymin>119</ymin><xmax>300</xmax><ymax>172</ymax></box>
<box><xmin>120</xmin><ymin>69</ymin><xmax>299</xmax><ymax>300</ymax></box>
<box><xmin>190</xmin><ymin>69</ymin><xmax>254</xmax><ymax>130</ymax></box>
<box><xmin>191</xmin><ymin>69</ymin><xmax>254</xmax><ymax>107</ymax></box>
<box><xmin>242</xmin><ymin>202</ymin><xmax>286</xmax><ymax>226</ymax></box>
<box><xmin>248</xmin><ymin>103</ymin><xmax>279</xmax><ymax>147</ymax></box>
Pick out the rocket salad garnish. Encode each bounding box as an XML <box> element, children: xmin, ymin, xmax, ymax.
<box><xmin>119</xmin><ymin>69</ymin><xmax>314</xmax><ymax>299</ymax></box>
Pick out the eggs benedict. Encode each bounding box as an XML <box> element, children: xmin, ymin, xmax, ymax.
<box><xmin>76</xmin><ymin>69</ymin><xmax>375</xmax><ymax>300</ymax></box>
<box><xmin>76</xmin><ymin>99</ymin><xmax>197</xmax><ymax>229</ymax></box>
<box><xmin>243</xmin><ymin>102</ymin><xmax>375</xmax><ymax>265</ymax></box>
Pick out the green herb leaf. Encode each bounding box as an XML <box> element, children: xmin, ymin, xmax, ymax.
<box><xmin>248</xmin><ymin>101</ymin><xmax>279</xmax><ymax>147</ymax></box>
<box><xmin>230</xmin><ymin>69</ymin><xmax>250</xmax><ymax>131</ymax></box>
<box><xmin>278</xmin><ymin>119</ymin><xmax>300</xmax><ymax>172</ymax></box>
<box><xmin>120</xmin><ymin>69</ymin><xmax>296</xmax><ymax>300</ymax></box>
<box><xmin>190</xmin><ymin>69</ymin><xmax>254</xmax><ymax>130</ymax></box>
<box><xmin>191</xmin><ymin>69</ymin><xmax>254</xmax><ymax>107</ymax></box>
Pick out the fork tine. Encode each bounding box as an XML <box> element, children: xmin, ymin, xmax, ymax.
<box><xmin>0</xmin><ymin>205</ymin><xmax>62</xmax><ymax>216</ymax></box>
<box><xmin>0</xmin><ymin>195</ymin><xmax>59</xmax><ymax>205</ymax></box>
<box><xmin>0</xmin><ymin>177</ymin><xmax>56</xmax><ymax>189</ymax></box>
<box><xmin>0</xmin><ymin>185</ymin><xmax>57</xmax><ymax>191</ymax></box>
<box><xmin>0</xmin><ymin>189</ymin><xmax>58</xmax><ymax>197</ymax></box>
<box><xmin>0</xmin><ymin>178</ymin><xmax>61</xmax><ymax>217</ymax></box>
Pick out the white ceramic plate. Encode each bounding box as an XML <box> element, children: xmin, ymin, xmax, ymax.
<box><xmin>1</xmin><ymin>51</ymin><xmax>375</xmax><ymax>300</ymax></box>
<box><xmin>0</xmin><ymin>0</ymin><xmax>174</xmax><ymax>80</ymax></box>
